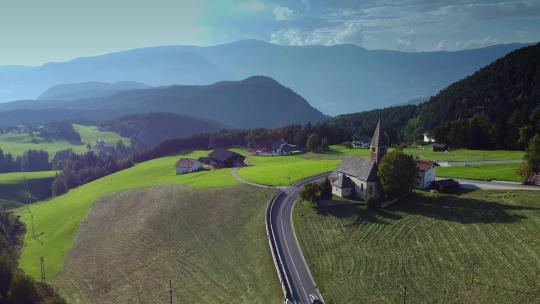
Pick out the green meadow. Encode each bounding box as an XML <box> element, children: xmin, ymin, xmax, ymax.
<box><xmin>16</xmin><ymin>151</ymin><xmax>238</xmax><ymax>279</ymax></box>
<box><xmin>0</xmin><ymin>124</ymin><xmax>129</xmax><ymax>158</ymax></box>
<box><xmin>294</xmin><ymin>190</ymin><xmax>540</xmax><ymax>303</ymax></box>
<box><xmin>239</xmin><ymin>154</ymin><xmax>340</xmax><ymax>186</ymax></box>
<box><xmin>437</xmin><ymin>164</ymin><xmax>523</xmax><ymax>182</ymax></box>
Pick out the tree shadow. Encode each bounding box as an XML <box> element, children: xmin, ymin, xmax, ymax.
<box><xmin>313</xmin><ymin>203</ymin><xmax>396</xmax><ymax>226</ymax></box>
<box><xmin>389</xmin><ymin>193</ymin><xmax>537</xmax><ymax>224</ymax></box>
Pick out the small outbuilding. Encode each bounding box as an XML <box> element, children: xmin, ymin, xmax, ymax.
<box><xmin>416</xmin><ymin>160</ymin><xmax>438</xmax><ymax>189</ymax></box>
<box><xmin>176</xmin><ymin>158</ymin><xmax>203</xmax><ymax>175</ymax></box>
<box><xmin>430</xmin><ymin>179</ymin><xmax>459</xmax><ymax>193</ymax></box>
<box><xmin>432</xmin><ymin>143</ymin><xmax>449</xmax><ymax>152</ymax></box>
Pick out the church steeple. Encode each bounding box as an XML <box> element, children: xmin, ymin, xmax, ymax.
<box><xmin>370</xmin><ymin>118</ymin><xmax>386</xmax><ymax>164</ymax></box>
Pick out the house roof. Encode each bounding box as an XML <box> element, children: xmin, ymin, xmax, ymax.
<box><xmin>332</xmin><ymin>174</ymin><xmax>354</xmax><ymax>189</ymax></box>
<box><xmin>433</xmin><ymin>143</ymin><xmax>448</xmax><ymax>148</ymax></box>
<box><xmin>416</xmin><ymin>160</ymin><xmax>438</xmax><ymax>171</ymax></box>
<box><xmin>209</xmin><ymin>149</ymin><xmax>244</xmax><ymax>162</ymax></box>
<box><xmin>176</xmin><ymin>158</ymin><xmax>201</xmax><ymax>168</ymax></box>
<box><xmin>334</xmin><ymin>156</ymin><xmax>378</xmax><ymax>182</ymax></box>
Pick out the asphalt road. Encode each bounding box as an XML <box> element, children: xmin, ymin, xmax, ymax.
<box><xmin>267</xmin><ymin>175</ymin><xmax>327</xmax><ymax>304</ymax></box>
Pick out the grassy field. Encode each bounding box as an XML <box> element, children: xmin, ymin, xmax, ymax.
<box><xmin>293</xmin><ymin>190</ymin><xmax>540</xmax><ymax>304</ymax></box>
<box><xmin>300</xmin><ymin>145</ymin><xmax>524</xmax><ymax>163</ymax></box>
<box><xmin>0</xmin><ymin>124</ymin><xmax>129</xmax><ymax>158</ymax></box>
<box><xmin>0</xmin><ymin>171</ymin><xmax>57</xmax><ymax>208</ymax></box>
<box><xmin>16</xmin><ymin>151</ymin><xmax>238</xmax><ymax>279</ymax></box>
<box><xmin>52</xmin><ymin>185</ymin><xmax>281</xmax><ymax>304</ymax></box>
<box><xmin>403</xmin><ymin>146</ymin><xmax>524</xmax><ymax>162</ymax></box>
<box><xmin>438</xmin><ymin>164</ymin><xmax>523</xmax><ymax>182</ymax></box>
<box><xmin>239</xmin><ymin>154</ymin><xmax>340</xmax><ymax>186</ymax></box>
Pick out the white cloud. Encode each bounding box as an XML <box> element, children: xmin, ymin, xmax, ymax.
<box><xmin>301</xmin><ymin>0</ymin><xmax>310</xmax><ymax>10</ymax></box>
<box><xmin>235</xmin><ymin>0</ymin><xmax>266</xmax><ymax>12</ymax></box>
<box><xmin>273</xmin><ymin>5</ymin><xmax>294</xmax><ymax>21</ymax></box>
<box><xmin>435</xmin><ymin>35</ymin><xmax>501</xmax><ymax>51</ymax></box>
<box><xmin>396</xmin><ymin>29</ymin><xmax>417</xmax><ymax>51</ymax></box>
<box><xmin>270</xmin><ymin>23</ymin><xmax>364</xmax><ymax>46</ymax></box>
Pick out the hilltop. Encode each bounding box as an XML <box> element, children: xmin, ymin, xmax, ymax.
<box><xmin>38</xmin><ymin>81</ymin><xmax>149</xmax><ymax>100</ymax></box>
<box><xmin>0</xmin><ymin>76</ymin><xmax>327</xmax><ymax>128</ymax></box>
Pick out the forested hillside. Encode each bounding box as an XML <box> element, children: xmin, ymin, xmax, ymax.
<box><xmin>418</xmin><ymin>43</ymin><xmax>540</xmax><ymax>149</ymax></box>
<box><xmin>101</xmin><ymin>112</ymin><xmax>228</xmax><ymax>148</ymax></box>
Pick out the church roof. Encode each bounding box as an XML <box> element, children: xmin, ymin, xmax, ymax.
<box><xmin>332</xmin><ymin>174</ymin><xmax>354</xmax><ymax>189</ymax></box>
<box><xmin>334</xmin><ymin>156</ymin><xmax>378</xmax><ymax>182</ymax></box>
<box><xmin>370</xmin><ymin>118</ymin><xmax>383</xmax><ymax>147</ymax></box>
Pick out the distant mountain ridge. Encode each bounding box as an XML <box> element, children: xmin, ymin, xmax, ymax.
<box><xmin>38</xmin><ymin>81</ymin><xmax>149</xmax><ymax>100</ymax></box>
<box><xmin>0</xmin><ymin>40</ymin><xmax>531</xmax><ymax>115</ymax></box>
<box><xmin>0</xmin><ymin>76</ymin><xmax>327</xmax><ymax>129</ymax></box>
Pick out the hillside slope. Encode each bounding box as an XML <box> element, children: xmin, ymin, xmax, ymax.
<box><xmin>53</xmin><ymin>185</ymin><xmax>281</xmax><ymax>303</ymax></box>
<box><xmin>38</xmin><ymin>81</ymin><xmax>149</xmax><ymax>100</ymax></box>
<box><xmin>101</xmin><ymin>112</ymin><xmax>228</xmax><ymax>148</ymax></box>
<box><xmin>418</xmin><ymin>42</ymin><xmax>540</xmax><ymax>149</ymax></box>
<box><xmin>1</xmin><ymin>76</ymin><xmax>327</xmax><ymax>128</ymax></box>
<box><xmin>0</xmin><ymin>40</ymin><xmax>528</xmax><ymax>114</ymax></box>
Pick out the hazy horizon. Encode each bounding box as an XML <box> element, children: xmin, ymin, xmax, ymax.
<box><xmin>1</xmin><ymin>0</ymin><xmax>540</xmax><ymax>65</ymax></box>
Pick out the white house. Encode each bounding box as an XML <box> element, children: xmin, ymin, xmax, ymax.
<box><xmin>423</xmin><ymin>133</ymin><xmax>435</xmax><ymax>143</ymax></box>
<box><xmin>416</xmin><ymin>160</ymin><xmax>438</xmax><ymax>189</ymax></box>
<box><xmin>176</xmin><ymin>158</ymin><xmax>203</xmax><ymax>175</ymax></box>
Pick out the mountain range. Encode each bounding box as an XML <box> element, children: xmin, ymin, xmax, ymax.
<box><xmin>0</xmin><ymin>76</ymin><xmax>326</xmax><ymax>129</ymax></box>
<box><xmin>0</xmin><ymin>40</ymin><xmax>530</xmax><ymax>115</ymax></box>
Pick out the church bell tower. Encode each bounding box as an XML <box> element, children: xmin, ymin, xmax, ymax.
<box><xmin>370</xmin><ymin>118</ymin><xmax>387</xmax><ymax>164</ymax></box>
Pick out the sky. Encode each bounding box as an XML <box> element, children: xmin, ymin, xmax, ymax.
<box><xmin>1</xmin><ymin>0</ymin><xmax>539</xmax><ymax>65</ymax></box>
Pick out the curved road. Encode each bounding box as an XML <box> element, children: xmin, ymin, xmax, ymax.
<box><xmin>267</xmin><ymin>175</ymin><xmax>328</xmax><ymax>304</ymax></box>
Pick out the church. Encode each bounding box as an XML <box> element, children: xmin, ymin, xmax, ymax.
<box><xmin>331</xmin><ymin>119</ymin><xmax>387</xmax><ymax>200</ymax></box>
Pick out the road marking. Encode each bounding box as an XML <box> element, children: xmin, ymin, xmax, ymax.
<box><xmin>279</xmin><ymin>191</ymin><xmax>310</xmax><ymax>303</ymax></box>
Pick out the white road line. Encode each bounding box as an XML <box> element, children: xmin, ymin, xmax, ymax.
<box><xmin>280</xmin><ymin>193</ymin><xmax>309</xmax><ymax>302</ymax></box>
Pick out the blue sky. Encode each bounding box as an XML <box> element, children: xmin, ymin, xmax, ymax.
<box><xmin>1</xmin><ymin>0</ymin><xmax>539</xmax><ymax>65</ymax></box>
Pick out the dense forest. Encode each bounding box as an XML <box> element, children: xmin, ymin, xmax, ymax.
<box><xmin>0</xmin><ymin>209</ymin><xmax>65</xmax><ymax>303</ymax></box>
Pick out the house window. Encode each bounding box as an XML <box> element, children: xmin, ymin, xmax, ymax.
<box><xmin>360</xmin><ymin>184</ymin><xmax>364</xmax><ymax>192</ymax></box>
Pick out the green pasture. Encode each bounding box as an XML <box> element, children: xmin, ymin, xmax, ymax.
<box><xmin>437</xmin><ymin>164</ymin><xmax>523</xmax><ymax>183</ymax></box>
<box><xmin>16</xmin><ymin>151</ymin><xmax>238</xmax><ymax>279</ymax></box>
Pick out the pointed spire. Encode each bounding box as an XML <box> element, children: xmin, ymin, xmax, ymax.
<box><xmin>370</xmin><ymin>118</ymin><xmax>382</xmax><ymax>147</ymax></box>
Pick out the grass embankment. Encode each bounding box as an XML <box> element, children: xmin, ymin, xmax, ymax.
<box><xmin>294</xmin><ymin>190</ymin><xmax>540</xmax><ymax>304</ymax></box>
<box><xmin>0</xmin><ymin>171</ymin><xmax>57</xmax><ymax>208</ymax></box>
<box><xmin>438</xmin><ymin>164</ymin><xmax>523</xmax><ymax>182</ymax></box>
<box><xmin>53</xmin><ymin>185</ymin><xmax>281</xmax><ymax>304</ymax></box>
<box><xmin>239</xmin><ymin>154</ymin><xmax>340</xmax><ymax>186</ymax></box>
<box><xmin>16</xmin><ymin>151</ymin><xmax>238</xmax><ymax>279</ymax></box>
<box><xmin>0</xmin><ymin>124</ymin><xmax>129</xmax><ymax>158</ymax></box>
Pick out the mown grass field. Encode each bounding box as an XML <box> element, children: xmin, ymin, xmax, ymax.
<box><xmin>53</xmin><ymin>185</ymin><xmax>281</xmax><ymax>304</ymax></box>
<box><xmin>0</xmin><ymin>124</ymin><xmax>129</xmax><ymax>158</ymax></box>
<box><xmin>294</xmin><ymin>190</ymin><xmax>540</xmax><ymax>304</ymax></box>
<box><xmin>437</xmin><ymin>164</ymin><xmax>523</xmax><ymax>182</ymax></box>
<box><xmin>239</xmin><ymin>154</ymin><xmax>340</xmax><ymax>186</ymax></box>
<box><xmin>16</xmin><ymin>151</ymin><xmax>238</xmax><ymax>279</ymax></box>
<box><xmin>0</xmin><ymin>171</ymin><xmax>57</xmax><ymax>208</ymax></box>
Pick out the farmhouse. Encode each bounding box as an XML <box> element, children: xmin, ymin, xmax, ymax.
<box><xmin>331</xmin><ymin>119</ymin><xmax>387</xmax><ymax>199</ymax></box>
<box><xmin>200</xmin><ymin>148</ymin><xmax>245</xmax><ymax>168</ymax></box>
<box><xmin>416</xmin><ymin>160</ymin><xmax>438</xmax><ymax>189</ymax></box>
<box><xmin>272</xmin><ymin>139</ymin><xmax>297</xmax><ymax>156</ymax></box>
<box><xmin>175</xmin><ymin>158</ymin><xmax>203</xmax><ymax>175</ymax></box>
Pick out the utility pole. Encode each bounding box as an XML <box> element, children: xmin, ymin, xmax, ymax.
<box><xmin>40</xmin><ymin>256</ymin><xmax>46</xmax><ymax>283</ymax></box>
<box><xmin>399</xmin><ymin>285</ymin><xmax>407</xmax><ymax>304</ymax></box>
<box><xmin>167</xmin><ymin>280</ymin><xmax>173</xmax><ymax>304</ymax></box>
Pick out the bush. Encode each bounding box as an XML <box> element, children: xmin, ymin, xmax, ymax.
<box><xmin>365</xmin><ymin>197</ymin><xmax>380</xmax><ymax>211</ymax></box>
<box><xmin>320</xmin><ymin>177</ymin><xmax>332</xmax><ymax>200</ymax></box>
<box><xmin>300</xmin><ymin>182</ymin><xmax>322</xmax><ymax>202</ymax></box>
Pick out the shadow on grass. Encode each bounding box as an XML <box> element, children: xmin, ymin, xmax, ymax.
<box><xmin>313</xmin><ymin>203</ymin><xmax>397</xmax><ymax>226</ymax></box>
<box><xmin>390</xmin><ymin>193</ymin><xmax>537</xmax><ymax>224</ymax></box>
